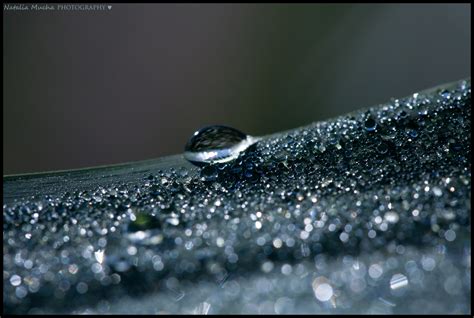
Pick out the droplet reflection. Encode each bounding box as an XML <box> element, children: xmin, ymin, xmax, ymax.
<box><xmin>184</xmin><ymin>125</ymin><xmax>259</xmax><ymax>166</ymax></box>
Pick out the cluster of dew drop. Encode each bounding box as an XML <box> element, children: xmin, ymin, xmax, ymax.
<box><xmin>3</xmin><ymin>80</ymin><xmax>471</xmax><ymax>314</ymax></box>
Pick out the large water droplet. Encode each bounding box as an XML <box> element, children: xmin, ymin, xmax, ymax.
<box><xmin>184</xmin><ymin>125</ymin><xmax>259</xmax><ymax>166</ymax></box>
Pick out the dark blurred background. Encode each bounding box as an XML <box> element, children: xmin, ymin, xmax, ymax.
<box><xmin>3</xmin><ymin>4</ymin><xmax>471</xmax><ymax>175</ymax></box>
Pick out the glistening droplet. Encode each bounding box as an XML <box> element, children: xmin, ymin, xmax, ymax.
<box><xmin>364</xmin><ymin>116</ymin><xmax>377</xmax><ymax>132</ymax></box>
<box><xmin>184</xmin><ymin>125</ymin><xmax>259</xmax><ymax>166</ymax></box>
<box><xmin>390</xmin><ymin>273</ymin><xmax>408</xmax><ymax>290</ymax></box>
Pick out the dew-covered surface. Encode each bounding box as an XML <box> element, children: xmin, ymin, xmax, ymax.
<box><xmin>3</xmin><ymin>79</ymin><xmax>471</xmax><ymax>314</ymax></box>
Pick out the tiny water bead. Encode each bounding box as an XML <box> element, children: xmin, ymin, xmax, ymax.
<box><xmin>364</xmin><ymin>116</ymin><xmax>377</xmax><ymax>132</ymax></box>
<box><xmin>184</xmin><ymin>125</ymin><xmax>259</xmax><ymax>166</ymax></box>
<box><xmin>200</xmin><ymin>165</ymin><xmax>219</xmax><ymax>182</ymax></box>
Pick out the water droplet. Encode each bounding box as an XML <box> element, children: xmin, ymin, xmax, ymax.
<box><xmin>368</xmin><ymin>264</ymin><xmax>383</xmax><ymax>279</ymax></box>
<box><xmin>312</xmin><ymin>277</ymin><xmax>333</xmax><ymax>302</ymax></box>
<box><xmin>444</xmin><ymin>229</ymin><xmax>456</xmax><ymax>242</ymax></box>
<box><xmin>364</xmin><ymin>117</ymin><xmax>377</xmax><ymax>132</ymax></box>
<box><xmin>390</xmin><ymin>273</ymin><xmax>408</xmax><ymax>290</ymax></box>
<box><xmin>200</xmin><ymin>165</ymin><xmax>219</xmax><ymax>182</ymax></box>
<box><xmin>184</xmin><ymin>125</ymin><xmax>259</xmax><ymax>166</ymax></box>
<box><xmin>440</xmin><ymin>89</ymin><xmax>451</xmax><ymax>99</ymax></box>
<box><xmin>15</xmin><ymin>286</ymin><xmax>28</xmax><ymax>299</ymax></box>
<box><xmin>380</xmin><ymin>126</ymin><xmax>397</xmax><ymax>140</ymax></box>
<box><xmin>10</xmin><ymin>275</ymin><xmax>22</xmax><ymax>286</ymax></box>
<box><xmin>376</xmin><ymin>142</ymin><xmax>389</xmax><ymax>154</ymax></box>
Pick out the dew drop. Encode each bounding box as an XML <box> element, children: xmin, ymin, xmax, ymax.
<box><xmin>314</xmin><ymin>283</ymin><xmax>333</xmax><ymax>302</ymax></box>
<box><xmin>184</xmin><ymin>125</ymin><xmax>259</xmax><ymax>166</ymax></box>
<box><xmin>440</xmin><ymin>89</ymin><xmax>451</xmax><ymax>99</ymax></box>
<box><xmin>376</xmin><ymin>142</ymin><xmax>389</xmax><ymax>154</ymax></box>
<box><xmin>390</xmin><ymin>273</ymin><xmax>408</xmax><ymax>290</ymax></box>
<box><xmin>364</xmin><ymin>117</ymin><xmax>377</xmax><ymax>132</ymax></box>
<box><xmin>312</xmin><ymin>277</ymin><xmax>333</xmax><ymax>302</ymax></box>
<box><xmin>200</xmin><ymin>165</ymin><xmax>219</xmax><ymax>182</ymax></box>
<box><xmin>10</xmin><ymin>275</ymin><xmax>22</xmax><ymax>286</ymax></box>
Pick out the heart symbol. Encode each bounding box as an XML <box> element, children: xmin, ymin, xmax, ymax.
<box><xmin>108</xmin><ymin>5</ymin><xmax>112</xmax><ymax>10</ymax></box>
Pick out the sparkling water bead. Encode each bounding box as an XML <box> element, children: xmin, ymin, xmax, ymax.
<box><xmin>184</xmin><ymin>125</ymin><xmax>258</xmax><ymax>166</ymax></box>
<box><xmin>364</xmin><ymin>116</ymin><xmax>377</xmax><ymax>132</ymax></box>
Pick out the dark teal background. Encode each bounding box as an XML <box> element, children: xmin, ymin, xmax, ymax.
<box><xmin>3</xmin><ymin>4</ymin><xmax>471</xmax><ymax>174</ymax></box>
